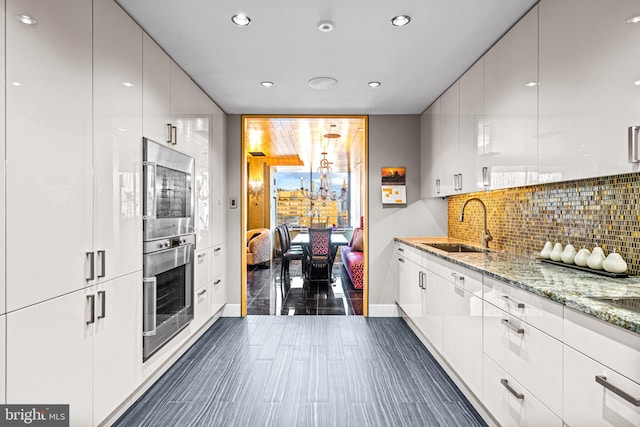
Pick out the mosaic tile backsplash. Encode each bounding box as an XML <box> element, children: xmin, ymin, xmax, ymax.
<box><xmin>448</xmin><ymin>173</ymin><xmax>640</xmax><ymax>275</ymax></box>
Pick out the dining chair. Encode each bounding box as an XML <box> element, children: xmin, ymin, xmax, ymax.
<box><xmin>307</xmin><ymin>227</ymin><xmax>333</xmax><ymax>283</ymax></box>
<box><xmin>276</xmin><ymin>225</ymin><xmax>305</xmax><ymax>296</ymax></box>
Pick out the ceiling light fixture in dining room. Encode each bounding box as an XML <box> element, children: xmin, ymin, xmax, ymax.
<box><xmin>323</xmin><ymin>124</ymin><xmax>341</xmax><ymax>139</ymax></box>
<box><xmin>308</xmin><ymin>77</ymin><xmax>338</xmax><ymax>90</ymax></box>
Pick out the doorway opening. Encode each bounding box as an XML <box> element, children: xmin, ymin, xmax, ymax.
<box><xmin>241</xmin><ymin>115</ymin><xmax>368</xmax><ymax>316</ymax></box>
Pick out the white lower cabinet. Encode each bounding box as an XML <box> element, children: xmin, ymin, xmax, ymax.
<box><xmin>195</xmin><ymin>248</ymin><xmax>212</xmax><ymax>289</ymax></box>
<box><xmin>442</xmin><ymin>278</ymin><xmax>483</xmax><ymax>399</ymax></box>
<box><xmin>483</xmin><ymin>300</ymin><xmax>563</xmax><ymax>417</ymax></box>
<box><xmin>563</xmin><ymin>345</ymin><xmax>640</xmax><ymax>427</ymax></box>
<box><xmin>211</xmin><ymin>244</ymin><xmax>227</xmax><ymax>314</ymax></box>
<box><xmin>193</xmin><ymin>282</ymin><xmax>212</xmax><ymax>332</ymax></box>
<box><xmin>6</xmin><ymin>272</ymin><xmax>142</xmax><ymax>427</ymax></box>
<box><xmin>397</xmin><ymin>254</ymin><xmax>423</xmax><ymax>323</ymax></box>
<box><xmin>421</xmin><ymin>270</ymin><xmax>444</xmax><ymax>355</ymax></box>
<box><xmin>483</xmin><ymin>354</ymin><xmax>563</xmax><ymax>427</ymax></box>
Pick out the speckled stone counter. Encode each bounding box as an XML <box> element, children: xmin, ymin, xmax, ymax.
<box><xmin>395</xmin><ymin>236</ymin><xmax>640</xmax><ymax>335</ymax></box>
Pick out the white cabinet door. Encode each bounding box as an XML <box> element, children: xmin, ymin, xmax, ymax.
<box><xmin>433</xmin><ymin>84</ymin><xmax>460</xmax><ymax>196</ymax></box>
<box><xmin>210</xmin><ymin>106</ymin><xmax>227</xmax><ymax>245</ymax></box>
<box><xmin>6</xmin><ymin>290</ymin><xmax>94</xmax><ymax>427</ymax></box>
<box><xmin>396</xmin><ymin>255</ymin><xmax>422</xmax><ymax>321</ymax></box>
<box><xmin>483</xmin><ymin>5</ymin><xmax>538</xmax><ymax>189</ymax></box>
<box><xmin>6</xmin><ymin>0</ymin><xmax>93</xmax><ymax>311</ymax></box>
<box><xmin>459</xmin><ymin>58</ymin><xmax>485</xmax><ymax>193</ymax></box>
<box><xmin>195</xmin><ymin>248</ymin><xmax>212</xmax><ymax>289</ymax></box>
<box><xmin>142</xmin><ymin>33</ymin><xmax>171</xmax><ymax>144</ymax></box>
<box><xmin>211</xmin><ymin>244</ymin><xmax>227</xmax><ymax>313</ymax></box>
<box><xmin>420</xmin><ymin>104</ymin><xmax>437</xmax><ymax>198</ymax></box>
<box><xmin>563</xmin><ymin>345</ymin><xmax>640</xmax><ymax>427</ymax></box>
<box><xmin>192</xmin><ymin>116</ymin><xmax>212</xmax><ymax>248</ymax></box>
<box><xmin>483</xmin><ymin>354</ymin><xmax>563</xmax><ymax>427</ymax></box>
<box><xmin>93</xmin><ymin>272</ymin><xmax>142</xmax><ymax>425</ymax></box>
<box><xmin>442</xmin><ymin>281</ymin><xmax>483</xmax><ymax>399</ymax></box>
<box><xmin>538</xmin><ymin>0</ymin><xmax>640</xmax><ymax>182</ymax></box>
<box><xmin>93</xmin><ymin>0</ymin><xmax>143</xmax><ymax>281</ymax></box>
<box><xmin>421</xmin><ymin>270</ymin><xmax>444</xmax><ymax>354</ymax></box>
<box><xmin>193</xmin><ymin>282</ymin><xmax>212</xmax><ymax>332</ymax></box>
<box><xmin>0</xmin><ymin>0</ymin><xmax>5</xmax><ymax>316</ymax></box>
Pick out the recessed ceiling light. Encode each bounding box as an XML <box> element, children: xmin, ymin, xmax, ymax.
<box><xmin>625</xmin><ymin>15</ymin><xmax>640</xmax><ymax>24</ymax></box>
<box><xmin>391</xmin><ymin>15</ymin><xmax>411</xmax><ymax>26</ymax></box>
<box><xmin>260</xmin><ymin>81</ymin><xmax>274</xmax><ymax>88</ymax></box>
<box><xmin>231</xmin><ymin>14</ymin><xmax>251</xmax><ymax>26</ymax></box>
<box><xmin>634</xmin><ymin>80</ymin><xmax>640</xmax><ymax>86</ymax></box>
<box><xmin>16</xmin><ymin>14</ymin><xmax>37</xmax><ymax>25</ymax></box>
<box><xmin>318</xmin><ymin>20</ymin><xmax>334</xmax><ymax>32</ymax></box>
<box><xmin>368</xmin><ymin>81</ymin><xmax>381</xmax><ymax>88</ymax></box>
<box><xmin>308</xmin><ymin>77</ymin><xmax>338</xmax><ymax>90</ymax></box>
<box><xmin>121</xmin><ymin>81</ymin><xmax>135</xmax><ymax>87</ymax></box>
<box><xmin>524</xmin><ymin>81</ymin><xmax>539</xmax><ymax>87</ymax></box>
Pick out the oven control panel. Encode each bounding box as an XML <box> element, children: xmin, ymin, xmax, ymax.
<box><xmin>143</xmin><ymin>233</ymin><xmax>195</xmax><ymax>254</ymax></box>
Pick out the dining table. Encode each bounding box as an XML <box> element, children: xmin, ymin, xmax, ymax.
<box><xmin>291</xmin><ymin>232</ymin><xmax>349</xmax><ymax>281</ymax></box>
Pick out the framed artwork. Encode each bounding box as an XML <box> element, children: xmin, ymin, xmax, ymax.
<box><xmin>381</xmin><ymin>167</ymin><xmax>406</xmax><ymax>204</ymax></box>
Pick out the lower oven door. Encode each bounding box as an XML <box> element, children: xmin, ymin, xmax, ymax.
<box><xmin>143</xmin><ymin>243</ymin><xmax>194</xmax><ymax>361</ymax></box>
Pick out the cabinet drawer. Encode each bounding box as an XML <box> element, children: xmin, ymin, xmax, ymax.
<box><xmin>484</xmin><ymin>275</ymin><xmax>563</xmax><ymax>340</ymax></box>
<box><xmin>564</xmin><ymin>345</ymin><xmax>640</xmax><ymax>427</ymax></box>
<box><xmin>194</xmin><ymin>248</ymin><xmax>211</xmax><ymax>289</ymax></box>
<box><xmin>395</xmin><ymin>242</ymin><xmax>423</xmax><ymax>265</ymax></box>
<box><xmin>211</xmin><ymin>275</ymin><xmax>226</xmax><ymax>314</ymax></box>
<box><xmin>427</xmin><ymin>253</ymin><xmax>482</xmax><ymax>294</ymax></box>
<box><xmin>483</xmin><ymin>354</ymin><xmax>563</xmax><ymax>427</ymax></box>
<box><xmin>483</xmin><ymin>301</ymin><xmax>563</xmax><ymax>416</ymax></box>
<box><xmin>564</xmin><ymin>307</ymin><xmax>640</xmax><ymax>385</ymax></box>
<box><xmin>212</xmin><ymin>244</ymin><xmax>225</xmax><ymax>278</ymax></box>
<box><xmin>192</xmin><ymin>283</ymin><xmax>212</xmax><ymax>331</ymax></box>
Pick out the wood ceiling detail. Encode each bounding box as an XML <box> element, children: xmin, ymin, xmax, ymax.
<box><xmin>245</xmin><ymin>116</ymin><xmax>365</xmax><ymax>173</ymax></box>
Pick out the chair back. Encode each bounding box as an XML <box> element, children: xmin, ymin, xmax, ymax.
<box><xmin>276</xmin><ymin>225</ymin><xmax>290</xmax><ymax>254</ymax></box>
<box><xmin>309</xmin><ymin>228</ymin><xmax>331</xmax><ymax>257</ymax></box>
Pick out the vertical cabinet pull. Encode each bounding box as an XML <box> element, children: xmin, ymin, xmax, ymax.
<box><xmin>97</xmin><ymin>290</ymin><xmax>106</xmax><ymax>319</ymax></box>
<box><xmin>435</xmin><ymin>179</ymin><xmax>441</xmax><ymax>194</ymax></box>
<box><xmin>143</xmin><ymin>278</ymin><xmax>158</xmax><ymax>337</ymax></box>
<box><xmin>502</xmin><ymin>295</ymin><xmax>525</xmax><ymax>309</ymax></box>
<box><xmin>482</xmin><ymin>166</ymin><xmax>489</xmax><ymax>188</ymax></box>
<box><xmin>86</xmin><ymin>295</ymin><xmax>95</xmax><ymax>324</ymax></box>
<box><xmin>458</xmin><ymin>174</ymin><xmax>463</xmax><ymax>191</ymax></box>
<box><xmin>85</xmin><ymin>252</ymin><xmax>95</xmax><ymax>281</ymax></box>
<box><xmin>97</xmin><ymin>250</ymin><xmax>106</xmax><ymax>278</ymax></box>
<box><xmin>501</xmin><ymin>379</ymin><xmax>524</xmax><ymax>400</ymax></box>
<box><xmin>628</xmin><ymin>126</ymin><xmax>640</xmax><ymax>163</ymax></box>
<box><xmin>595</xmin><ymin>375</ymin><xmax>640</xmax><ymax>407</ymax></box>
<box><xmin>501</xmin><ymin>318</ymin><xmax>525</xmax><ymax>334</ymax></box>
<box><xmin>166</xmin><ymin>123</ymin><xmax>173</xmax><ymax>143</ymax></box>
<box><xmin>171</xmin><ymin>125</ymin><xmax>178</xmax><ymax>145</ymax></box>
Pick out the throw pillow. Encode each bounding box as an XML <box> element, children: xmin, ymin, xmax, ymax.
<box><xmin>349</xmin><ymin>228</ymin><xmax>362</xmax><ymax>247</ymax></box>
<box><xmin>351</xmin><ymin>229</ymin><xmax>364</xmax><ymax>252</ymax></box>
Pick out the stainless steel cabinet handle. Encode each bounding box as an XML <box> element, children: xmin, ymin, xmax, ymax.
<box><xmin>398</xmin><ymin>258</ymin><xmax>405</xmax><ymax>263</ymax></box>
<box><xmin>166</xmin><ymin>123</ymin><xmax>173</xmax><ymax>143</ymax></box>
<box><xmin>214</xmin><ymin>279</ymin><xmax>221</xmax><ymax>285</ymax></box>
<box><xmin>171</xmin><ymin>125</ymin><xmax>177</xmax><ymax>145</ymax></box>
<box><xmin>436</xmin><ymin>179</ymin><xmax>441</xmax><ymax>194</ymax></box>
<box><xmin>214</xmin><ymin>247</ymin><xmax>222</xmax><ymax>253</ymax></box>
<box><xmin>398</xmin><ymin>247</ymin><xmax>404</xmax><ymax>252</ymax></box>
<box><xmin>97</xmin><ymin>250</ymin><xmax>106</xmax><ymax>278</ymax></box>
<box><xmin>501</xmin><ymin>379</ymin><xmax>524</xmax><ymax>400</ymax></box>
<box><xmin>86</xmin><ymin>294</ymin><xmax>95</xmax><ymax>325</ymax></box>
<box><xmin>502</xmin><ymin>295</ymin><xmax>525</xmax><ymax>309</ymax></box>
<box><xmin>86</xmin><ymin>252</ymin><xmax>95</xmax><ymax>281</ymax></box>
<box><xmin>453</xmin><ymin>174</ymin><xmax>458</xmax><ymax>191</ymax></box>
<box><xmin>197</xmin><ymin>289</ymin><xmax>207</xmax><ymax>298</ymax></box>
<box><xmin>482</xmin><ymin>166</ymin><xmax>489</xmax><ymax>187</ymax></box>
<box><xmin>595</xmin><ymin>375</ymin><xmax>640</xmax><ymax>407</ymax></box>
<box><xmin>501</xmin><ymin>318</ymin><xmax>525</xmax><ymax>334</ymax></box>
<box><xmin>143</xmin><ymin>278</ymin><xmax>157</xmax><ymax>337</ymax></box>
<box><xmin>97</xmin><ymin>290</ymin><xmax>106</xmax><ymax>319</ymax></box>
<box><xmin>458</xmin><ymin>174</ymin><xmax>463</xmax><ymax>190</ymax></box>
<box><xmin>629</xmin><ymin>126</ymin><xmax>640</xmax><ymax>163</ymax></box>
<box><xmin>143</xmin><ymin>161</ymin><xmax>157</xmax><ymax>220</ymax></box>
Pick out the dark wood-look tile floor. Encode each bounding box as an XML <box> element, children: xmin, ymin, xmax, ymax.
<box><xmin>247</xmin><ymin>259</ymin><xmax>363</xmax><ymax>316</ymax></box>
<box><xmin>114</xmin><ymin>317</ymin><xmax>487</xmax><ymax>427</ymax></box>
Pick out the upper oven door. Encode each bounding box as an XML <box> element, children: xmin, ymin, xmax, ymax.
<box><xmin>143</xmin><ymin>138</ymin><xmax>195</xmax><ymax>240</ymax></box>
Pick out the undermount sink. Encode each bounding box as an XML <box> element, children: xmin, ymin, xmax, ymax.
<box><xmin>422</xmin><ymin>242</ymin><xmax>489</xmax><ymax>253</ymax></box>
<box><xmin>589</xmin><ymin>297</ymin><xmax>640</xmax><ymax>314</ymax></box>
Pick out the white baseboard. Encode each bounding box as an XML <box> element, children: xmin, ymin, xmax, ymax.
<box><xmin>223</xmin><ymin>304</ymin><xmax>241</xmax><ymax>317</ymax></box>
<box><xmin>368</xmin><ymin>304</ymin><xmax>400</xmax><ymax>317</ymax></box>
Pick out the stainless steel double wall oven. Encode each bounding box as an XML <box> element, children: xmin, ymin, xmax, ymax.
<box><xmin>142</xmin><ymin>138</ymin><xmax>195</xmax><ymax>361</ymax></box>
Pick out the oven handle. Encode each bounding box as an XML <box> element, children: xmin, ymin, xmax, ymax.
<box><xmin>143</xmin><ymin>161</ymin><xmax>157</xmax><ymax>220</ymax></box>
<box><xmin>143</xmin><ymin>277</ymin><xmax>157</xmax><ymax>336</ymax></box>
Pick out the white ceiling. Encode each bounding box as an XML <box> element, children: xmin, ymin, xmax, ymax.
<box><xmin>116</xmin><ymin>0</ymin><xmax>538</xmax><ymax>115</ymax></box>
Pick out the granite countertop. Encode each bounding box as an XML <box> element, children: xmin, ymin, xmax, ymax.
<box><xmin>395</xmin><ymin>236</ymin><xmax>640</xmax><ymax>335</ymax></box>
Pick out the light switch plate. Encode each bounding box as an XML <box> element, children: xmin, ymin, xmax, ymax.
<box><xmin>230</xmin><ymin>197</ymin><xmax>237</xmax><ymax>209</ymax></box>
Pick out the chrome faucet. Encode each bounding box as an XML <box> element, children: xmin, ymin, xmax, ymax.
<box><xmin>459</xmin><ymin>197</ymin><xmax>493</xmax><ymax>248</ymax></box>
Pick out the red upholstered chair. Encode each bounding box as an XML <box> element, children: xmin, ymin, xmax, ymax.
<box><xmin>308</xmin><ymin>227</ymin><xmax>332</xmax><ymax>283</ymax></box>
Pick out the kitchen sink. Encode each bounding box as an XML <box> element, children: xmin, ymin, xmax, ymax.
<box><xmin>589</xmin><ymin>297</ymin><xmax>640</xmax><ymax>314</ymax></box>
<box><xmin>422</xmin><ymin>242</ymin><xmax>489</xmax><ymax>253</ymax></box>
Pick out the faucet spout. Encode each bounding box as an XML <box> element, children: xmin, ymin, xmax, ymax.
<box><xmin>459</xmin><ymin>197</ymin><xmax>492</xmax><ymax>248</ymax></box>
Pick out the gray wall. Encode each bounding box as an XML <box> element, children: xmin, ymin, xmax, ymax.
<box><xmin>225</xmin><ymin>114</ymin><xmax>448</xmax><ymax>314</ymax></box>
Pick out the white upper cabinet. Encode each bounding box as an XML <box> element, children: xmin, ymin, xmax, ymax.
<box><xmin>93</xmin><ymin>0</ymin><xmax>143</xmax><ymax>279</ymax></box>
<box><xmin>538</xmin><ymin>0</ymin><xmax>640</xmax><ymax>182</ymax></box>
<box><xmin>483</xmin><ymin>5</ymin><xmax>539</xmax><ymax>189</ymax></box>
<box><xmin>438</xmin><ymin>82</ymin><xmax>461</xmax><ymax>196</ymax></box>
<box><xmin>420</xmin><ymin>99</ymin><xmax>440</xmax><ymax>198</ymax></box>
<box><xmin>459</xmin><ymin>59</ymin><xmax>485</xmax><ymax>193</ymax></box>
<box><xmin>5</xmin><ymin>0</ymin><xmax>93</xmax><ymax>312</ymax></box>
<box><xmin>211</xmin><ymin>106</ymin><xmax>226</xmax><ymax>245</ymax></box>
<box><xmin>142</xmin><ymin>33</ymin><xmax>172</xmax><ymax>145</ymax></box>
